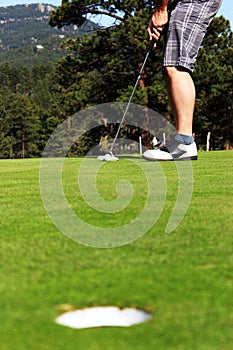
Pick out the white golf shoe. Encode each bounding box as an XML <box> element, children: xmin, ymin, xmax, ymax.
<box><xmin>143</xmin><ymin>141</ymin><xmax>198</xmax><ymax>161</ymax></box>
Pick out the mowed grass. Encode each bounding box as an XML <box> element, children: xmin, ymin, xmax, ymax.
<box><xmin>0</xmin><ymin>151</ymin><xmax>232</xmax><ymax>350</ymax></box>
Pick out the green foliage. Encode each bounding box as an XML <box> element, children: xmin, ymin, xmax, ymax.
<box><xmin>49</xmin><ymin>0</ymin><xmax>155</xmax><ymax>28</ymax></box>
<box><xmin>0</xmin><ymin>61</ymin><xmax>56</xmax><ymax>158</ymax></box>
<box><xmin>0</xmin><ymin>93</ymin><xmax>42</xmax><ymax>158</ymax></box>
<box><xmin>0</xmin><ymin>3</ymin><xmax>100</xmax><ymax>67</ymax></box>
<box><xmin>194</xmin><ymin>16</ymin><xmax>233</xmax><ymax>148</ymax></box>
<box><xmin>0</xmin><ymin>3</ymin><xmax>232</xmax><ymax>158</ymax></box>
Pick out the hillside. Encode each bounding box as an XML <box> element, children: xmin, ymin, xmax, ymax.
<box><xmin>0</xmin><ymin>3</ymin><xmax>100</xmax><ymax>66</ymax></box>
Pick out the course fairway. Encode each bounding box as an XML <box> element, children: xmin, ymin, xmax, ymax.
<box><xmin>0</xmin><ymin>151</ymin><xmax>232</xmax><ymax>349</ymax></box>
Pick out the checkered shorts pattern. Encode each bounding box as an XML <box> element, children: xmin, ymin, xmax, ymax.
<box><xmin>163</xmin><ymin>0</ymin><xmax>223</xmax><ymax>72</ymax></box>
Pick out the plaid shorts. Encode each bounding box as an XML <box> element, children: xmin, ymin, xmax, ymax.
<box><xmin>163</xmin><ymin>0</ymin><xmax>222</xmax><ymax>72</ymax></box>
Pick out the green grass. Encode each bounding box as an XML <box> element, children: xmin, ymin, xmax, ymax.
<box><xmin>0</xmin><ymin>151</ymin><xmax>232</xmax><ymax>350</ymax></box>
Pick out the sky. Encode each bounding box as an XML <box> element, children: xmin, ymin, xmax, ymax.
<box><xmin>0</xmin><ymin>0</ymin><xmax>232</xmax><ymax>28</ymax></box>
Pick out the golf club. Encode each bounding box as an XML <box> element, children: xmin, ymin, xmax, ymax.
<box><xmin>98</xmin><ymin>39</ymin><xmax>159</xmax><ymax>161</ymax></box>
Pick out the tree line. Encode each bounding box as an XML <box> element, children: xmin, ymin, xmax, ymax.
<box><xmin>0</xmin><ymin>1</ymin><xmax>232</xmax><ymax>158</ymax></box>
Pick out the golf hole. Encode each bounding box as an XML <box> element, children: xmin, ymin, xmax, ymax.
<box><xmin>55</xmin><ymin>306</ymin><xmax>151</xmax><ymax>329</ymax></box>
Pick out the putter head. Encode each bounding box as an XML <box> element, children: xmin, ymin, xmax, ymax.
<box><xmin>97</xmin><ymin>153</ymin><xmax>119</xmax><ymax>161</ymax></box>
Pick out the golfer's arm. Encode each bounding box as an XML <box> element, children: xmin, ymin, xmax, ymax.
<box><xmin>154</xmin><ymin>0</ymin><xmax>170</xmax><ymax>11</ymax></box>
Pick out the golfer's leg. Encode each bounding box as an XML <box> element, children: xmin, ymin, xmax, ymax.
<box><xmin>163</xmin><ymin>0</ymin><xmax>222</xmax><ymax>137</ymax></box>
<box><xmin>165</xmin><ymin>66</ymin><xmax>195</xmax><ymax>136</ymax></box>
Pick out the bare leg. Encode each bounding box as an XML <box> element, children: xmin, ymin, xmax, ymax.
<box><xmin>165</xmin><ymin>66</ymin><xmax>195</xmax><ymax>136</ymax></box>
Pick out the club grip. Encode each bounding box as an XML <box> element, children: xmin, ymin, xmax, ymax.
<box><xmin>148</xmin><ymin>39</ymin><xmax>156</xmax><ymax>52</ymax></box>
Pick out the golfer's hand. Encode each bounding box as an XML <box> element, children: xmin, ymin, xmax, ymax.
<box><xmin>148</xmin><ymin>10</ymin><xmax>168</xmax><ymax>46</ymax></box>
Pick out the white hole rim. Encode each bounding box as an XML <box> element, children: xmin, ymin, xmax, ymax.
<box><xmin>55</xmin><ymin>306</ymin><xmax>152</xmax><ymax>329</ymax></box>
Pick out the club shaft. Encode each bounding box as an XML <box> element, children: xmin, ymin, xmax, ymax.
<box><xmin>110</xmin><ymin>50</ymin><xmax>151</xmax><ymax>153</ymax></box>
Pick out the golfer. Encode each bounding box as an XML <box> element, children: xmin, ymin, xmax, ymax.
<box><xmin>143</xmin><ymin>0</ymin><xmax>222</xmax><ymax>161</ymax></box>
